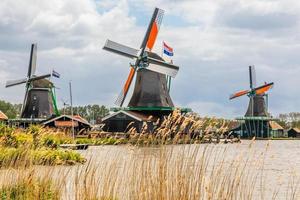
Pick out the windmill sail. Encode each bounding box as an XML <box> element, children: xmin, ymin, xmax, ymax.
<box><xmin>28</xmin><ymin>43</ymin><xmax>37</xmax><ymax>78</ymax></box>
<box><xmin>253</xmin><ymin>82</ymin><xmax>274</xmax><ymax>95</ymax></box>
<box><xmin>115</xmin><ymin>66</ymin><xmax>136</xmax><ymax>106</ymax></box>
<box><xmin>141</xmin><ymin>8</ymin><xmax>164</xmax><ymax>51</ymax></box>
<box><xmin>6</xmin><ymin>78</ymin><xmax>28</xmax><ymax>88</ymax></box>
<box><xmin>103</xmin><ymin>40</ymin><xmax>139</xmax><ymax>59</ymax></box>
<box><xmin>229</xmin><ymin>89</ymin><xmax>249</xmax><ymax>100</ymax></box>
<box><xmin>249</xmin><ymin>66</ymin><xmax>256</xmax><ymax>89</ymax></box>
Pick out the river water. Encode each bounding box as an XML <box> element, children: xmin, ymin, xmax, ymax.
<box><xmin>3</xmin><ymin>140</ymin><xmax>298</xmax><ymax>199</ymax></box>
<box><xmin>70</xmin><ymin>140</ymin><xmax>300</xmax><ymax>199</ymax></box>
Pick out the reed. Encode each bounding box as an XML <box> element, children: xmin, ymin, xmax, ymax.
<box><xmin>125</xmin><ymin>110</ymin><xmax>234</xmax><ymax>145</ymax></box>
<box><xmin>0</xmin><ymin>169</ymin><xmax>61</xmax><ymax>200</ymax></box>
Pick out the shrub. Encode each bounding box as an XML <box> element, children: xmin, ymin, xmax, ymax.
<box><xmin>0</xmin><ymin>147</ymin><xmax>86</xmax><ymax>168</ymax></box>
<box><xmin>31</xmin><ymin>148</ymin><xmax>86</xmax><ymax>165</ymax></box>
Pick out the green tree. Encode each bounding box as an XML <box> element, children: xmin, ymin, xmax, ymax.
<box><xmin>60</xmin><ymin>104</ymin><xmax>109</xmax><ymax>123</ymax></box>
<box><xmin>0</xmin><ymin>100</ymin><xmax>22</xmax><ymax>119</ymax></box>
<box><xmin>277</xmin><ymin>112</ymin><xmax>300</xmax><ymax>129</ymax></box>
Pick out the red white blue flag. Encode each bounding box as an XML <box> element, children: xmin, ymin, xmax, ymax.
<box><xmin>52</xmin><ymin>70</ymin><xmax>60</xmax><ymax>78</ymax></box>
<box><xmin>163</xmin><ymin>42</ymin><xmax>174</xmax><ymax>56</ymax></box>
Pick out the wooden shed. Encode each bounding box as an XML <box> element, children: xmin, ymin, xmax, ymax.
<box><xmin>43</xmin><ymin>115</ymin><xmax>91</xmax><ymax>134</ymax></box>
<box><xmin>269</xmin><ymin>121</ymin><xmax>285</xmax><ymax>138</ymax></box>
<box><xmin>102</xmin><ymin>110</ymin><xmax>158</xmax><ymax>133</ymax></box>
<box><xmin>287</xmin><ymin>128</ymin><xmax>300</xmax><ymax>138</ymax></box>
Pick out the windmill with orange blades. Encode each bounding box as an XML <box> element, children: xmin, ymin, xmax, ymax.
<box><xmin>230</xmin><ymin>66</ymin><xmax>273</xmax><ymax>117</ymax></box>
<box><xmin>102</xmin><ymin>7</ymin><xmax>183</xmax><ymax>116</ymax></box>
<box><xmin>229</xmin><ymin>66</ymin><xmax>275</xmax><ymax>138</ymax></box>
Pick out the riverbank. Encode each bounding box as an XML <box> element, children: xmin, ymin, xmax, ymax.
<box><xmin>0</xmin><ymin>125</ymin><xmax>85</xmax><ymax>168</ymax></box>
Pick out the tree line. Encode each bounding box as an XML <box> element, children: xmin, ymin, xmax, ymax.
<box><xmin>0</xmin><ymin>99</ymin><xmax>109</xmax><ymax>123</ymax></box>
<box><xmin>2</xmin><ymin>97</ymin><xmax>299</xmax><ymax>128</ymax></box>
<box><xmin>277</xmin><ymin>112</ymin><xmax>300</xmax><ymax>129</ymax></box>
<box><xmin>0</xmin><ymin>100</ymin><xmax>22</xmax><ymax>118</ymax></box>
<box><xmin>60</xmin><ymin>105</ymin><xmax>109</xmax><ymax>123</ymax></box>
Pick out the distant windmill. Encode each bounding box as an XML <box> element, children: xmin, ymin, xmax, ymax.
<box><xmin>103</xmin><ymin>7</ymin><xmax>179</xmax><ymax>112</ymax></box>
<box><xmin>6</xmin><ymin>44</ymin><xmax>59</xmax><ymax>119</ymax></box>
<box><xmin>230</xmin><ymin>66</ymin><xmax>274</xmax><ymax>116</ymax></box>
<box><xmin>229</xmin><ymin>66</ymin><xmax>274</xmax><ymax>138</ymax></box>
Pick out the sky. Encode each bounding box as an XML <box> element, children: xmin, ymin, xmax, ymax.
<box><xmin>0</xmin><ymin>0</ymin><xmax>300</xmax><ymax>118</ymax></box>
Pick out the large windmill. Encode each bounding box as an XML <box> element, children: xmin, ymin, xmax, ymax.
<box><xmin>6</xmin><ymin>44</ymin><xmax>59</xmax><ymax>121</ymax></box>
<box><xmin>103</xmin><ymin>8</ymin><xmax>179</xmax><ymax>114</ymax></box>
<box><xmin>229</xmin><ymin>66</ymin><xmax>274</xmax><ymax>138</ymax></box>
<box><xmin>101</xmin><ymin>8</ymin><xmax>183</xmax><ymax>132</ymax></box>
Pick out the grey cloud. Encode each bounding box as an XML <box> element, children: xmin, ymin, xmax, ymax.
<box><xmin>1</xmin><ymin>0</ymin><xmax>300</xmax><ymax>118</ymax></box>
<box><xmin>219</xmin><ymin>11</ymin><xmax>298</xmax><ymax>30</ymax></box>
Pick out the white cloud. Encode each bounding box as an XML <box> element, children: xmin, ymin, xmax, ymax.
<box><xmin>0</xmin><ymin>0</ymin><xmax>300</xmax><ymax>118</ymax></box>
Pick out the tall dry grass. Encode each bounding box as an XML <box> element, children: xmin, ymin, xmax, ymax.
<box><xmin>126</xmin><ymin>110</ymin><xmax>234</xmax><ymax>145</ymax></box>
<box><xmin>0</xmin><ymin>170</ymin><xmax>61</xmax><ymax>200</ymax></box>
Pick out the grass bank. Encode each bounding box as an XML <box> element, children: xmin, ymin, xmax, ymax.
<box><xmin>0</xmin><ymin>124</ymin><xmax>85</xmax><ymax>168</ymax></box>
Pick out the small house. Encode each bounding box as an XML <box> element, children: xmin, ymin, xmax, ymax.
<box><xmin>287</xmin><ymin>128</ymin><xmax>300</xmax><ymax>138</ymax></box>
<box><xmin>269</xmin><ymin>121</ymin><xmax>285</xmax><ymax>138</ymax></box>
<box><xmin>43</xmin><ymin>115</ymin><xmax>91</xmax><ymax>134</ymax></box>
<box><xmin>102</xmin><ymin>110</ymin><xmax>158</xmax><ymax>133</ymax></box>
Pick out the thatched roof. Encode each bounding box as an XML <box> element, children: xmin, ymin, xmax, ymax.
<box><xmin>102</xmin><ymin>110</ymin><xmax>157</xmax><ymax>122</ymax></box>
<box><xmin>288</xmin><ymin>127</ymin><xmax>300</xmax><ymax>133</ymax></box>
<box><xmin>269</xmin><ymin>121</ymin><xmax>284</xmax><ymax>130</ymax></box>
<box><xmin>0</xmin><ymin>111</ymin><xmax>8</xmax><ymax>120</ymax></box>
<box><xmin>43</xmin><ymin>115</ymin><xmax>91</xmax><ymax>127</ymax></box>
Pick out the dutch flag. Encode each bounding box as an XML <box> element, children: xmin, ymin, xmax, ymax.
<box><xmin>163</xmin><ymin>42</ymin><xmax>174</xmax><ymax>56</ymax></box>
<box><xmin>52</xmin><ymin>70</ymin><xmax>60</xmax><ymax>78</ymax></box>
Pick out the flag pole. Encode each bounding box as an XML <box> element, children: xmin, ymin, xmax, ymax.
<box><xmin>162</xmin><ymin>41</ymin><xmax>171</xmax><ymax>91</ymax></box>
<box><xmin>161</xmin><ymin>41</ymin><xmax>164</xmax><ymax>58</ymax></box>
<box><xmin>69</xmin><ymin>81</ymin><xmax>75</xmax><ymax>140</ymax></box>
